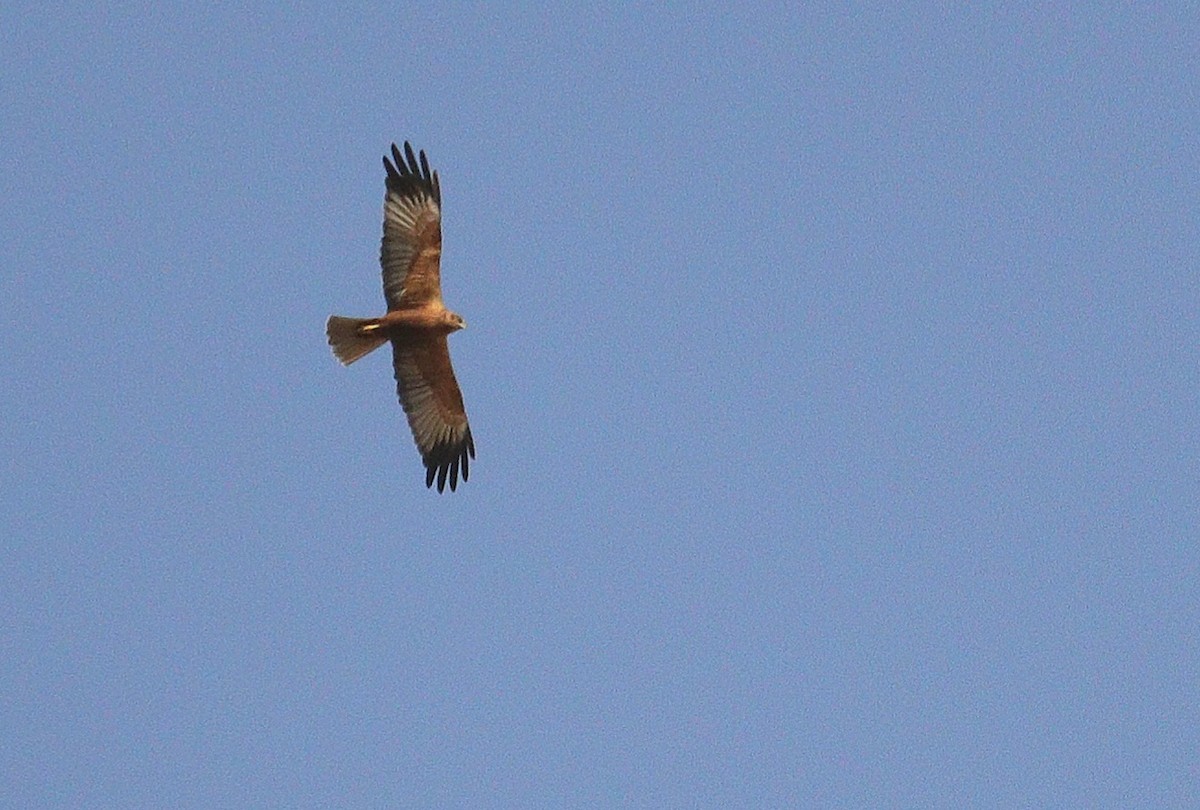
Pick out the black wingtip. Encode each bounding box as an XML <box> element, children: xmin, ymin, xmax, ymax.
<box><xmin>384</xmin><ymin>141</ymin><xmax>440</xmax><ymax>205</ymax></box>
<box><xmin>423</xmin><ymin>432</ymin><xmax>474</xmax><ymax>494</ymax></box>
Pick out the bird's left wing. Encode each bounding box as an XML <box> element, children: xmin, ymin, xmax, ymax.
<box><xmin>391</xmin><ymin>337</ymin><xmax>474</xmax><ymax>492</ymax></box>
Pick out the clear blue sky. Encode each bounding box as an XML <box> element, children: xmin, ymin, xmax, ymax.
<box><xmin>3</xmin><ymin>5</ymin><xmax>1197</xmax><ymax>807</ymax></box>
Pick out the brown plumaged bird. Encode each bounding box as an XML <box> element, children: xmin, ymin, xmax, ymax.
<box><xmin>326</xmin><ymin>142</ymin><xmax>475</xmax><ymax>492</ymax></box>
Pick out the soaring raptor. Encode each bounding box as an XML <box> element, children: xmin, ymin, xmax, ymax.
<box><xmin>326</xmin><ymin>142</ymin><xmax>475</xmax><ymax>492</ymax></box>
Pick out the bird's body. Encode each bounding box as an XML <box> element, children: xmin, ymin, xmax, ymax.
<box><xmin>326</xmin><ymin>142</ymin><xmax>475</xmax><ymax>493</ymax></box>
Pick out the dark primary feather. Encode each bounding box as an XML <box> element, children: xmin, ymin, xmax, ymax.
<box><xmin>384</xmin><ymin>141</ymin><xmax>441</xmax><ymax>206</ymax></box>
<box><xmin>422</xmin><ymin>425</ymin><xmax>475</xmax><ymax>493</ymax></box>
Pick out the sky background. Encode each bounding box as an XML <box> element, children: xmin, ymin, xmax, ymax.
<box><xmin>2</xmin><ymin>4</ymin><xmax>1197</xmax><ymax>807</ymax></box>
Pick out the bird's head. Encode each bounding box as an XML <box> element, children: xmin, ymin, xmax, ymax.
<box><xmin>447</xmin><ymin>311</ymin><xmax>467</xmax><ymax>332</ymax></box>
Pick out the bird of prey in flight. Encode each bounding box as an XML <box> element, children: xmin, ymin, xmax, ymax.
<box><xmin>327</xmin><ymin>142</ymin><xmax>475</xmax><ymax>492</ymax></box>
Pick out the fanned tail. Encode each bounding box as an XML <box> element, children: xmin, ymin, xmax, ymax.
<box><xmin>326</xmin><ymin>315</ymin><xmax>386</xmax><ymax>365</ymax></box>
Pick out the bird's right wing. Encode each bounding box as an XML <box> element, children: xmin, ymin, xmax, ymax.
<box><xmin>380</xmin><ymin>142</ymin><xmax>443</xmax><ymax>311</ymax></box>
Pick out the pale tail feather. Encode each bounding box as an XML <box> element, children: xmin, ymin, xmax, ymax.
<box><xmin>326</xmin><ymin>315</ymin><xmax>386</xmax><ymax>365</ymax></box>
